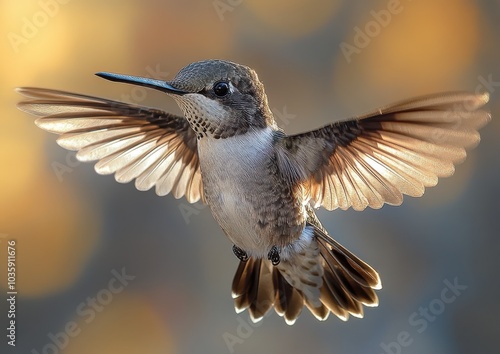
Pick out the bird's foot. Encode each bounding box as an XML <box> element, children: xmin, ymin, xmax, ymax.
<box><xmin>268</xmin><ymin>246</ymin><xmax>281</xmax><ymax>266</ymax></box>
<box><xmin>232</xmin><ymin>245</ymin><xmax>249</xmax><ymax>262</ymax></box>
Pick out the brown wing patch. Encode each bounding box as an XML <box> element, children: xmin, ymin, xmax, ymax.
<box><xmin>17</xmin><ymin>87</ymin><xmax>203</xmax><ymax>203</ymax></box>
<box><xmin>276</xmin><ymin>92</ymin><xmax>490</xmax><ymax>210</ymax></box>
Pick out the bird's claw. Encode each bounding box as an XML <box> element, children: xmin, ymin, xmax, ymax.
<box><xmin>232</xmin><ymin>245</ymin><xmax>249</xmax><ymax>262</ymax></box>
<box><xmin>268</xmin><ymin>246</ymin><xmax>280</xmax><ymax>266</ymax></box>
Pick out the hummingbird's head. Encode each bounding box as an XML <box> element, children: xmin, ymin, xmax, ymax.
<box><xmin>97</xmin><ymin>60</ymin><xmax>275</xmax><ymax>139</ymax></box>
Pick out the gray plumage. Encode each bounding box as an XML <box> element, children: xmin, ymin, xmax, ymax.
<box><xmin>17</xmin><ymin>59</ymin><xmax>490</xmax><ymax>324</ymax></box>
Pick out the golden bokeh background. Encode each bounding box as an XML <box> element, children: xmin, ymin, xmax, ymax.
<box><xmin>1</xmin><ymin>0</ymin><xmax>499</xmax><ymax>353</ymax></box>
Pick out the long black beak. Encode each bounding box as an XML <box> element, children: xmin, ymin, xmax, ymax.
<box><xmin>96</xmin><ymin>72</ymin><xmax>187</xmax><ymax>95</ymax></box>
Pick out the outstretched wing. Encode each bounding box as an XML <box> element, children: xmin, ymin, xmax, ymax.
<box><xmin>17</xmin><ymin>87</ymin><xmax>203</xmax><ymax>203</ymax></box>
<box><xmin>275</xmin><ymin>92</ymin><xmax>490</xmax><ymax>211</ymax></box>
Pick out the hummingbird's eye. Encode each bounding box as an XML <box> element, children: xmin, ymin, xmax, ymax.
<box><xmin>213</xmin><ymin>81</ymin><xmax>230</xmax><ymax>97</ymax></box>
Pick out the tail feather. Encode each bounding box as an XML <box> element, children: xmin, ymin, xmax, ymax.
<box><xmin>231</xmin><ymin>224</ymin><xmax>381</xmax><ymax>324</ymax></box>
<box><xmin>250</xmin><ymin>260</ymin><xmax>275</xmax><ymax>321</ymax></box>
<box><xmin>325</xmin><ymin>264</ymin><xmax>379</xmax><ymax>307</ymax></box>
<box><xmin>232</xmin><ymin>258</ymin><xmax>276</xmax><ymax>322</ymax></box>
<box><xmin>322</xmin><ymin>268</ymin><xmax>363</xmax><ymax>317</ymax></box>
<box><xmin>232</xmin><ymin>258</ymin><xmax>257</xmax><ymax>313</ymax></box>
<box><xmin>305</xmin><ymin>297</ymin><xmax>329</xmax><ymax>321</ymax></box>
<box><xmin>317</xmin><ymin>230</ymin><xmax>381</xmax><ymax>290</ymax></box>
<box><xmin>273</xmin><ymin>270</ymin><xmax>304</xmax><ymax>325</ymax></box>
<box><xmin>319</xmin><ymin>284</ymin><xmax>349</xmax><ymax>321</ymax></box>
<box><xmin>231</xmin><ymin>258</ymin><xmax>252</xmax><ymax>300</ymax></box>
<box><xmin>317</xmin><ymin>236</ymin><xmax>379</xmax><ymax>306</ymax></box>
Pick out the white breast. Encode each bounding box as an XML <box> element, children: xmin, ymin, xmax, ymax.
<box><xmin>198</xmin><ymin>127</ymin><xmax>275</xmax><ymax>255</ymax></box>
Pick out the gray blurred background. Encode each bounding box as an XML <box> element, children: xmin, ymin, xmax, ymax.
<box><xmin>1</xmin><ymin>0</ymin><xmax>499</xmax><ymax>353</ymax></box>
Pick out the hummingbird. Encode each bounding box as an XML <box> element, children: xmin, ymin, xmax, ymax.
<box><xmin>17</xmin><ymin>59</ymin><xmax>490</xmax><ymax>324</ymax></box>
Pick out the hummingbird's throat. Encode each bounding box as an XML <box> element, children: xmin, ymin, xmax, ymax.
<box><xmin>173</xmin><ymin>94</ymin><xmax>225</xmax><ymax>138</ymax></box>
<box><xmin>174</xmin><ymin>94</ymin><xmax>251</xmax><ymax>139</ymax></box>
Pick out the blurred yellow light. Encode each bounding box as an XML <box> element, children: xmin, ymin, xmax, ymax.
<box><xmin>0</xmin><ymin>172</ymin><xmax>100</xmax><ymax>297</ymax></box>
<box><xmin>2</xmin><ymin>1</ymin><xmax>71</xmax><ymax>73</ymax></box>
<box><xmin>332</xmin><ymin>0</ymin><xmax>481</xmax><ymax>110</ymax></box>
<box><xmin>367</xmin><ymin>0</ymin><xmax>479</xmax><ymax>91</ymax></box>
<box><xmin>132</xmin><ymin>2</ymin><xmax>235</xmax><ymax>62</ymax></box>
<box><xmin>245</xmin><ymin>0</ymin><xmax>341</xmax><ymax>38</ymax></box>
<box><xmin>62</xmin><ymin>294</ymin><xmax>175</xmax><ymax>354</ymax></box>
<box><xmin>0</xmin><ymin>113</ymin><xmax>45</xmax><ymax>201</ymax></box>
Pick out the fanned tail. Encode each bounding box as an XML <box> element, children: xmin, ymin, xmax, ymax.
<box><xmin>231</xmin><ymin>224</ymin><xmax>381</xmax><ymax>324</ymax></box>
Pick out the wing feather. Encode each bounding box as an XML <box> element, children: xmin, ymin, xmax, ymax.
<box><xmin>276</xmin><ymin>92</ymin><xmax>490</xmax><ymax>210</ymax></box>
<box><xmin>17</xmin><ymin>87</ymin><xmax>203</xmax><ymax>203</ymax></box>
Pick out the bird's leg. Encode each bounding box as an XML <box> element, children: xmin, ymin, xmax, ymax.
<box><xmin>267</xmin><ymin>246</ymin><xmax>281</xmax><ymax>266</ymax></box>
<box><xmin>232</xmin><ymin>245</ymin><xmax>248</xmax><ymax>262</ymax></box>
